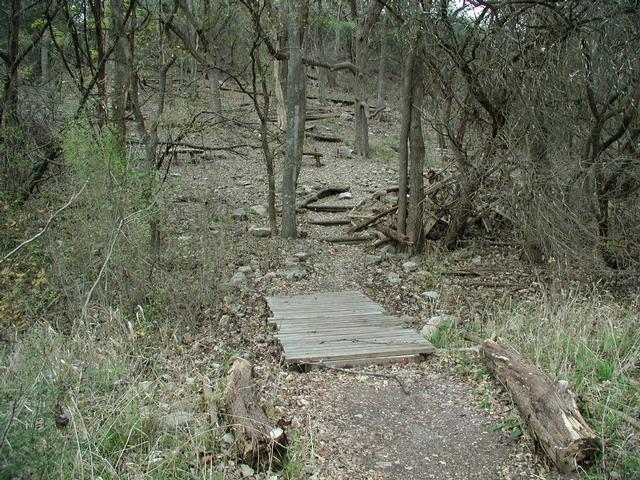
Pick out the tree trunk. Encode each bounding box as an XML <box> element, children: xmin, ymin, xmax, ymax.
<box><xmin>224</xmin><ymin>358</ymin><xmax>287</xmax><ymax>466</ymax></box>
<box><xmin>281</xmin><ymin>0</ymin><xmax>307</xmax><ymax>238</ymax></box>
<box><xmin>480</xmin><ymin>339</ymin><xmax>601</xmax><ymax>473</ymax></box>
<box><xmin>2</xmin><ymin>0</ymin><xmax>21</xmax><ymax>127</ymax></box>
<box><xmin>92</xmin><ymin>0</ymin><xmax>107</xmax><ymax>126</ymax></box>
<box><xmin>40</xmin><ymin>29</ymin><xmax>49</xmax><ymax>83</ymax></box>
<box><xmin>352</xmin><ymin>2</ymin><xmax>382</xmax><ymax>158</ymax></box>
<box><xmin>110</xmin><ymin>0</ymin><xmax>128</xmax><ymax>152</ymax></box>
<box><xmin>397</xmin><ymin>34</ymin><xmax>418</xmax><ymax>235</ymax></box>
<box><xmin>209</xmin><ymin>50</ymin><xmax>222</xmax><ymax>116</ymax></box>
<box><xmin>376</xmin><ymin>13</ymin><xmax>388</xmax><ymax>114</ymax></box>
<box><xmin>407</xmin><ymin>56</ymin><xmax>425</xmax><ymax>254</ymax></box>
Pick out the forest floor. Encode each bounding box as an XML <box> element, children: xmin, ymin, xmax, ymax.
<box><xmin>155</xmin><ymin>90</ymin><xmax>577</xmax><ymax>479</ymax></box>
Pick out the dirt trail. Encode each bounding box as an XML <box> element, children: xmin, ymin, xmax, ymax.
<box><xmin>162</xmin><ymin>96</ymin><xmax>563</xmax><ymax>479</ymax></box>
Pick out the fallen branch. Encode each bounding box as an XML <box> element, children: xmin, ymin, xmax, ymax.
<box><xmin>376</xmin><ymin>224</ymin><xmax>411</xmax><ymax>244</ymax></box>
<box><xmin>308</xmin><ymin>218</ymin><xmax>351</xmax><ymax>226</ymax></box>
<box><xmin>481</xmin><ymin>338</ymin><xmax>600</xmax><ymax>473</ymax></box>
<box><xmin>306</xmin><ymin>133</ymin><xmax>343</xmax><ymax>142</ymax></box>
<box><xmin>1</xmin><ymin>181</ymin><xmax>88</xmax><ymax>265</ymax></box>
<box><xmin>349</xmin><ymin>205</ymin><xmax>398</xmax><ymax>233</ymax></box>
<box><xmin>322</xmin><ymin>234</ymin><xmax>375</xmax><ymax>244</ymax></box>
<box><xmin>299</xmin><ymin>186</ymin><xmax>349</xmax><ymax>208</ymax></box>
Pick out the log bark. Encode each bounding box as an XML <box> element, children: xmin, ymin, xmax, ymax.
<box><xmin>299</xmin><ymin>186</ymin><xmax>349</xmax><ymax>207</ymax></box>
<box><xmin>480</xmin><ymin>339</ymin><xmax>600</xmax><ymax>473</ymax></box>
<box><xmin>349</xmin><ymin>205</ymin><xmax>398</xmax><ymax>233</ymax></box>
<box><xmin>224</xmin><ymin>358</ymin><xmax>286</xmax><ymax>466</ymax></box>
<box><xmin>376</xmin><ymin>224</ymin><xmax>411</xmax><ymax>244</ymax></box>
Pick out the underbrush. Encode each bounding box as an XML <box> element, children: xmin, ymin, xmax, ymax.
<box><xmin>456</xmin><ymin>289</ymin><xmax>640</xmax><ymax>478</ymax></box>
<box><xmin>0</xmin><ymin>322</ymin><xmax>226</xmax><ymax>479</ymax></box>
<box><xmin>1</xmin><ymin>121</ymin><xmax>230</xmax><ymax>478</ymax></box>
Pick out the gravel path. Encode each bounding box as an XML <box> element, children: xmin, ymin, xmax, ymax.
<box><xmin>161</xmin><ymin>94</ymin><xmax>567</xmax><ymax>479</ymax></box>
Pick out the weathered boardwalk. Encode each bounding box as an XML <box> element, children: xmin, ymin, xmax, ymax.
<box><xmin>266</xmin><ymin>291</ymin><xmax>435</xmax><ymax>368</ymax></box>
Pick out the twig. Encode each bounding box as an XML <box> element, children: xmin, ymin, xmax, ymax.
<box><xmin>0</xmin><ymin>387</ymin><xmax>22</xmax><ymax>451</ymax></box>
<box><xmin>82</xmin><ymin>218</ymin><xmax>124</xmax><ymax>317</ymax></box>
<box><xmin>306</xmin><ymin>362</ymin><xmax>410</xmax><ymax>395</ymax></box>
<box><xmin>0</xmin><ymin>181</ymin><xmax>88</xmax><ymax>265</ymax></box>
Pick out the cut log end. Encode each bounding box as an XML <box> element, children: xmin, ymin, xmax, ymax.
<box><xmin>480</xmin><ymin>339</ymin><xmax>601</xmax><ymax>473</ymax></box>
<box><xmin>224</xmin><ymin>358</ymin><xmax>287</xmax><ymax>466</ymax></box>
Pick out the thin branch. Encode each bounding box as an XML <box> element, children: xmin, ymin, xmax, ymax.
<box><xmin>0</xmin><ymin>182</ymin><xmax>88</xmax><ymax>265</ymax></box>
<box><xmin>306</xmin><ymin>362</ymin><xmax>410</xmax><ymax>395</ymax></box>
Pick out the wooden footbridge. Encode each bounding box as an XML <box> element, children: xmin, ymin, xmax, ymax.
<box><xmin>266</xmin><ymin>291</ymin><xmax>435</xmax><ymax>368</ymax></box>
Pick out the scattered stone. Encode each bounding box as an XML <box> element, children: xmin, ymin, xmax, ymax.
<box><xmin>300</xmin><ymin>184</ymin><xmax>314</xmax><ymax>194</ymax></box>
<box><xmin>402</xmin><ymin>261</ymin><xmax>419</xmax><ymax>272</ymax></box>
<box><xmin>177</xmin><ymin>235</ymin><xmax>192</xmax><ymax>242</ymax></box>
<box><xmin>222</xmin><ymin>432</ymin><xmax>235</xmax><ymax>445</ymax></box>
<box><xmin>338</xmin><ymin>191</ymin><xmax>353</xmax><ymax>200</ymax></box>
<box><xmin>232</xmin><ymin>207</ymin><xmax>249</xmax><ymax>220</ymax></box>
<box><xmin>471</xmin><ymin>255</ymin><xmax>482</xmax><ymax>266</ymax></box>
<box><xmin>337</xmin><ymin>145</ymin><xmax>353</xmax><ymax>158</ymax></box>
<box><xmin>162</xmin><ymin>411</ymin><xmax>197</xmax><ymax>430</ymax></box>
<box><xmin>294</xmin><ymin>252</ymin><xmax>309</xmax><ymax>261</ymax></box>
<box><xmin>422</xmin><ymin>291</ymin><xmax>440</xmax><ymax>301</ymax></box>
<box><xmin>285</xmin><ymin>269</ymin><xmax>306</xmax><ymax>280</ymax></box>
<box><xmin>380</xmin><ymin>244</ymin><xmax>397</xmax><ymax>255</ymax></box>
<box><xmin>219</xmin><ymin>315</ymin><xmax>231</xmax><ymax>328</ymax></box>
<box><xmin>420</xmin><ymin>315</ymin><xmax>456</xmax><ymax>338</ymax></box>
<box><xmin>240</xmin><ymin>464</ymin><xmax>255</xmax><ymax>478</ymax></box>
<box><xmin>238</xmin><ymin>266</ymin><xmax>253</xmax><ymax>274</ymax></box>
<box><xmin>363</xmin><ymin>254</ymin><xmax>383</xmax><ymax>266</ymax></box>
<box><xmin>228</xmin><ymin>271</ymin><xmax>248</xmax><ymax>287</ymax></box>
<box><xmin>387</xmin><ymin>272</ymin><xmax>401</xmax><ymax>284</ymax></box>
<box><xmin>250</xmin><ymin>205</ymin><xmax>267</xmax><ymax>216</ymax></box>
<box><xmin>249</xmin><ymin>226</ymin><xmax>271</xmax><ymax>238</ymax></box>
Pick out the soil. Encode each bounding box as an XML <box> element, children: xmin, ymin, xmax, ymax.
<box><xmin>160</xmin><ymin>91</ymin><xmax>572</xmax><ymax>479</ymax></box>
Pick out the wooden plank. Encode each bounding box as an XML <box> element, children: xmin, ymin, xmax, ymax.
<box><xmin>310</xmin><ymin>354</ymin><xmax>425</xmax><ymax>368</ymax></box>
<box><xmin>285</xmin><ymin>344</ymin><xmax>434</xmax><ymax>363</ymax></box>
<box><xmin>266</xmin><ymin>290</ymin><xmax>435</xmax><ymax>368</ymax></box>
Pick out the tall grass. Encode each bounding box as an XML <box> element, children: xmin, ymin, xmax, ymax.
<box><xmin>461</xmin><ymin>288</ymin><xmax>640</xmax><ymax>478</ymax></box>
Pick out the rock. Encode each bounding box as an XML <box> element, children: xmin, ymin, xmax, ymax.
<box><xmin>177</xmin><ymin>235</ymin><xmax>192</xmax><ymax>242</ymax></box>
<box><xmin>300</xmin><ymin>184</ymin><xmax>314</xmax><ymax>194</ymax></box>
<box><xmin>420</xmin><ymin>315</ymin><xmax>456</xmax><ymax>338</ymax></box>
<box><xmin>250</xmin><ymin>205</ymin><xmax>267</xmax><ymax>217</ymax></box>
<box><xmin>338</xmin><ymin>191</ymin><xmax>353</xmax><ymax>200</ymax></box>
<box><xmin>240</xmin><ymin>464</ymin><xmax>255</xmax><ymax>478</ymax></box>
<box><xmin>238</xmin><ymin>266</ymin><xmax>253</xmax><ymax>274</ymax></box>
<box><xmin>285</xmin><ymin>269</ymin><xmax>306</xmax><ymax>280</ymax></box>
<box><xmin>249</xmin><ymin>226</ymin><xmax>271</xmax><ymax>238</ymax></box>
<box><xmin>387</xmin><ymin>272</ymin><xmax>401</xmax><ymax>284</ymax></box>
<box><xmin>232</xmin><ymin>207</ymin><xmax>249</xmax><ymax>220</ymax></box>
<box><xmin>402</xmin><ymin>261</ymin><xmax>419</xmax><ymax>272</ymax></box>
<box><xmin>222</xmin><ymin>432</ymin><xmax>235</xmax><ymax>445</ymax></box>
<box><xmin>363</xmin><ymin>254</ymin><xmax>383</xmax><ymax>266</ymax></box>
<box><xmin>380</xmin><ymin>244</ymin><xmax>397</xmax><ymax>255</ymax></box>
<box><xmin>471</xmin><ymin>255</ymin><xmax>482</xmax><ymax>266</ymax></box>
<box><xmin>162</xmin><ymin>411</ymin><xmax>197</xmax><ymax>430</ymax></box>
<box><xmin>337</xmin><ymin>145</ymin><xmax>353</xmax><ymax>158</ymax></box>
<box><xmin>228</xmin><ymin>271</ymin><xmax>248</xmax><ymax>287</ymax></box>
<box><xmin>422</xmin><ymin>291</ymin><xmax>440</xmax><ymax>301</ymax></box>
<box><xmin>219</xmin><ymin>314</ymin><xmax>231</xmax><ymax>328</ymax></box>
<box><xmin>294</xmin><ymin>252</ymin><xmax>309</xmax><ymax>261</ymax></box>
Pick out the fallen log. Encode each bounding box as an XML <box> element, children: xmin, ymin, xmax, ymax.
<box><xmin>299</xmin><ymin>186</ymin><xmax>349</xmax><ymax>208</ymax></box>
<box><xmin>305</xmin><ymin>204</ymin><xmax>355</xmax><ymax>212</ymax></box>
<box><xmin>224</xmin><ymin>358</ymin><xmax>286</xmax><ymax>466</ymax></box>
<box><xmin>376</xmin><ymin>224</ymin><xmax>412</xmax><ymax>245</ymax></box>
<box><xmin>480</xmin><ymin>339</ymin><xmax>600</xmax><ymax>473</ymax></box>
<box><xmin>349</xmin><ymin>205</ymin><xmax>398</xmax><ymax>233</ymax></box>
<box><xmin>307</xmin><ymin>133</ymin><xmax>343</xmax><ymax>142</ymax></box>
<box><xmin>323</xmin><ymin>234</ymin><xmax>375</xmax><ymax>244</ymax></box>
<box><xmin>308</xmin><ymin>218</ymin><xmax>351</xmax><ymax>226</ymax></box>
